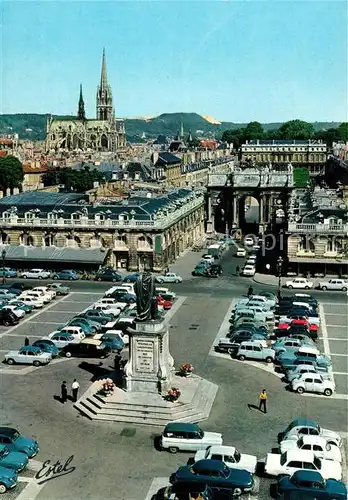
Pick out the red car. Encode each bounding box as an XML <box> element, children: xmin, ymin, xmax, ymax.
<box><xmin>277</xmin><ymin>322</ymin><xmax>291</xmax><ymax>330</ymax></box>
<box><xmin>290</xmin><ymin>318</ymin><xmax>309</xmax><ymax>327</ymax></box>
<box><xmin>157</xmin><ymin>295</ymin><xmax>173</xmax><ymax>310</ymax></box>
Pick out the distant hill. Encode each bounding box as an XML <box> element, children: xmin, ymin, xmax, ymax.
<box><xmin>0</xmin><ymin>112</ymin><xmax>342</xmax><ymax>141</ymax></box>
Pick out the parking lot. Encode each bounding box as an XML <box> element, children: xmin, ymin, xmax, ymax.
<box><xmin>0</xmin><ymin>291</ymin><xmax>104</xmax><ymax>373</ymax></box>
<box><xmin>319</xmin><ymin>299</ymin><xmax>348</xmax><ymax>398</ymax></box>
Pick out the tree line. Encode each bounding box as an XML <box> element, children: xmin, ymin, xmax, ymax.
<box><xmin>0</xmin><ymin>155</ymin><xmax>24</xmax><ymax>196</ymax></box>
<box><xmin>221</xmin><ymin>120</ymin><xmax>348</xmax><ymax>149</ymax></box>
<box><xmin>42</xmin><ymin>166</ymin><xmax>105</xmax><ymax>192</ymax></box>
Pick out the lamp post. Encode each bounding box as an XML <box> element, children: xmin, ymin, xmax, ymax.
<box><xmin>1</xmin><ymin>250</ymin><xmax>6</xmax><ymax>285</ymax></box>
<box><xmin>277</xmin><ymin>256</ymin><xmax>283</xmax><ymax>300</ymax></box>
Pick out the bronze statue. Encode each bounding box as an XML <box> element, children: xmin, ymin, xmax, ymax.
<box><xmin>134</xmin><ymin>272</ymin><xmax>158</xmax><ymax>321</ymax></box>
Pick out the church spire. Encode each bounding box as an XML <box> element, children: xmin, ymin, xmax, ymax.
<box><xmin>96</xmin><ymin>48</ymin><xmax>113</xmax><ymax>121</ymax></box>
<box><xmin>77</xmin><ymin>84</ymin><xmax>86</xmax><ymax>120</ymax></box>
<box><xmin>100</xmin><ymin>47</ymin><xmax>108</xmax><ymax>88</ymax></box>
<box><xmin>180</xmin><ymin>119</ymin><xmax>184</xmax><ymax>139</ymax></box>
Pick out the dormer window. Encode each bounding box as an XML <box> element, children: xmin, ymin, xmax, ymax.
<box><xmin>25</xmin><ymin>211</ymin><xmax>34</xmax><ymax>221</ymax></box>
<box><xmin>95</xmin><ymin>213</ymin><xmax>105</xmax><ymax>221</ymax></box>
<box><xmin>48</xmin><ymin>212</ymin><xmax>58</xmax><ymax>220</ymax></box>
<box><xmin>71</xmin><ymin>212</ymin><xmax>81</xmax><ymax>221</ymax></box>
<box><xmin>2</xmin><ymin>211</ymin><xmax>10</xmax><ymax>220</ymax></box>
<box><xmin>119</xmin><ymin>213</ymin><xmax>128</xmax><ymax>222</ymax></box>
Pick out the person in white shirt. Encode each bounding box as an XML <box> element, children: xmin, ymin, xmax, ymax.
<box><xmin>71</xmin><ymin>379</ymin><xmax>80</xmax><ymax>402</ymax></box>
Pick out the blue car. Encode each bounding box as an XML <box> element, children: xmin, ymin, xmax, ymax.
<box><xmin>0</xmin><ymin>445</ymin><xmax>28</xmax><ymax>472</ymax></box>
<box><xmin>276</xmin><ymin>470</ymin><xmax>347</xmax><ymax>499</ymax></box>
<box><xmin>122</xmin><ymin>273</ymin><xmax>140</xmax><ymax>283</ymax></box>
<box><xmin>98</xmin><ymin>334</ymin><xmax>124</xmax><ymax>351</ymax></box>
<box><xmin>61</xmin><ymin>318</ymin><xmax>102</xmax><ymax>335</ymax></box>
<box><xmin>32</xmin><ymin>340</ymin><xmax>60</xmax><ymax>357</ymax></box>
<box><xmin>0</xmin><ymin>268</ymin><xmax>17</xmax><ymax>278</ymax></box>
<box><xmin>0</xmin><ymin>466</ymin><xmax>18</xmax><ymax>494</ymax></box>
<box><xmin>0</xmin><ymin>428</ymin><xmax>39</xmax><ymax>458</ymax></box>
<box><xmin>52</xmin><ymin>270</ymin><xmax>79</xmax><ymax>281</ymax></box>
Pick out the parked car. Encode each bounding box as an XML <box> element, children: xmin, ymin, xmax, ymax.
<box><xmin>65</xmin><ymin>317</ymin><xmax>101</xmax><ymax>334</ymax></box>
<box><xmin>156</xmin><ymin>273</ymin><xmax>182</xmax><ymax>284</ymax></box>
<box><xmin>0</xmin><ymin>465</ymin><xmax>18</xmax><ymax>493</ymax></box>
<box><xmin>49</xmin><ymin>326</ymin><xmax>85</xmax><ymax>343</ymax></box>
<box><xmin>285</xmin><ymin>364</ymin><xmax>330</xmax><ymax>383</ymax></box>
<box><xmin>92</xmin><ymin>333</ymin><xmax>124</xmax><ymax>351</ymax></box>
<box><xmin>0</xmin><ymin>290</ymin><xmax>17</xmax><ymax>300</ymax></box>
<box><xmin>32</xmin><ymin>286</ymin><xmax>56</xmax><ymax>300</ymax></box>
<box><xmin>239</xmin><ymin>295</ymin><xmax>276</xmax><ymax>309</ymax></box>
<box><xmin>46</xmin><ymin>282</ymin><xmax>70</xmax><ymax>295</ymax></box>
<box><xmin>317</xmin><ymin>279</ymin><xmax>348</xmax><ymax>291</ymax></box>
<box><xmin>157</xmin><ymin>296</ymin><xmax>173</xmax><ymax>310</ymax></box>
<box><xmin>91</xmin><ymin>304</ymin><xmax>121</xmax><ymax>318</ymax></box>
<box><xmin>8</xmin><ymin>300</ymin><xmax>33</xmax><ymax>314</ymax></box>
<box><xmin>160</xmin><ymin>423</ymin><xmax>222</xmax><ymax>453</ymax></box>
<box><xmin>0</xmin><ymin>309</ymin><xmax>19</xmax><ymax>326</ymax></box>
<box><xmin>46</xmin><ymin>332</ymin><xmax>80</xmax><ymax>349</ymax></box>
<box><xmin>277</xmin><ymin>346</ymin><xmax>331</xmax><ymax>371</ymax></box>
<box><xmin>5</xmin><ymin>346</ymin><xmax>51</xmax><ymax>366</ymax></box>
<box><xmin>277</xmin><ymin>420</ymin><xmax>342</xmax><ymax>448</ymax></box>
<box><xmin>95</xmin><ymin>270</ymin><xmax>122</xmax><ymax>282</ymax></box>
<box><xmin>276</xmin><ymin>470</ymin><xmax>347</xmax><ymax>500</ymax></box>
<box><xmin>78</xmin><ymin>309</ymin><xmax>116</xmax><ymax>326</ymax></box>
<box><xmin>0</xmin><ymin>267</ymin><xmax>17</xmax><ymax>278</ymax></box>
<box><xmin>194</xmin><ymin>445</ymin><xmax>257</xmax><ymax>474</ymax></box>
<box><xmin>279</xmin><ymin>436</ymin><xmax>342</xmax><ymax>462</ymax></box>
<box><xmin>241</xmin><ymin>265</ymin><xmax>256</xmax><ymax>277</ymax></box>
<box><xmin>170</xmin><ymin>460</ymin><xmax>257</xmax><ymax>497</ymax></box>
<box><xmin>20</xmin><ymin>269</ymin><xmax>51</xmax><ymax>279</ymax></box>
<box><xmin>272</xmin><ymin>338</ymin><xmax>312</xmax><ymax>356</ymax></box>
<box><xmin>2</xmin><ymin>305</ymin><xmax>25</xmax><ymax>319</ymax></box>
<box><xmin>0</xmin><ymin>445</ymin><xmax>28</xmax><ymax>472</ymax></box>
<box><xmin>32</xmin><ymin>340</ymin><xmax>60</xmax><ymax>357</ymax></box>
<box><xmin>17</xmin><ymin>295</ymin><xmax>44</xmax><ymax>309</ymax></box>
<box><xmin>235</xmin><ymin>341</ymin><xmax>275</xmax><ymax>363</ymax></box>
<box><xmin>0</xmin><ymin>428</ymin><xmax>39</xmax><ymax>459</ymax></box>
<box><xmin>7</xmin><ymin>283</ymin><xmax>31</xmax><ymax>292</ymax></box>
<box><xmin>51</xmin><ymin>269</ymin><xmax>79</xmax><ymax>280</ymax></box>
<box><xmin>192</xmin><ymin>264</ymin><xmax>208</xmax><ymax>276</ymax></box>
<box><xmin>60</xmin><ymin>338</ymin><xmax>111</xmax><ymax>358</ymax></box>
<box><xmin>122</xmin><ymin>272</ymin><xmax>141</xmax><ymax>283</ymax></box>
<box><xmin>291</xmin><ymin>373</ymin><xmax>336</xmax><ymax>396</ymax></box>
<box><xmin>164</xmin><ymin>483</ymin><xmax>213</xmax><ymax>500</ymax></box>
<box><xmin>21</xmin><ymin>290</ymin><xmax>51</xmax><ymax>304</ymax></box>
<box><xmin>265</xmin><ymin>450</ymin><xmax>341</xmax><ymax>480</ymax></box>
<box><xmin>285</xmin><ymin>278</ymin><xmax>314</xmax><ymax>289</ymax></box>
<box><xmin>236</xmin><ymin>247</ymin><xmax>247</xmax><ymax>257</ymax></box>
<box><xmin>244</xmin><ymin>236</ymin><xmax>254</xmax><ymax>246</ymax></box>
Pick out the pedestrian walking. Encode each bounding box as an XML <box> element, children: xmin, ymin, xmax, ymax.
<box><xmin>24</xmin><ymin>337</ymin><xmax>30</xmax><ymax>346</ymax></box>
<box><xmin>247</xmin><ymin>285</ymin><xmax>253</xmax><ymax>298</ymax></box>
<box><xmin>236</xmin><ymin>265</ymin><xmax>240</xmax><ymax>276</ymax></box>
<box><xmin>258</xmin><ymin>389</ymin><xmax>267</xmax><ymax>413</ymax></box>
<box><xmin>61</xmin><ymin>381</ymin><xmax>68</xmax><ymax>404</ymax></box>
<box><xmin>71</xmin><ymin>379</ymin><xmax>80</xmax><ymax>402</ymax></box>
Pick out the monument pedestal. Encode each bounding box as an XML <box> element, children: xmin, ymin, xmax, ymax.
<box><xmin>125</xmin><ymin>319</ymin><xmax>174</xmax><ymax>394</ymax></box>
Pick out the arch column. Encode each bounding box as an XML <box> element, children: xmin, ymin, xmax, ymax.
<box><xmin>206</xmin><ymin>192</ymin><xmax>215</xmax><ymax>234</ymax></box>
<box><xmin>233</xmin><ymin>195</ymin><xmax>239</xmax><ymax>227</ymax></box>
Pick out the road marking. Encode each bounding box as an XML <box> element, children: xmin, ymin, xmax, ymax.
<box><xmin>333</xmin><ymin>371</ymin><xmax>348</xmax><ymax>375</ymax></box>
<box><xmin>39</xmin><ymin>310</ymin><xmax>83</xmax><ymax>314</ymax></box>
<box><xmin>164</xmin><ymin>296</ymin><xmax>187</xmax><ymax>322</ymax></box>
<box><xmin>144</xmin><ymin>477</ymin><xmax>169</xmax><ymax>500</ymax></box>
<box><xmin>321</xmin><ymin>302</ymin><xmax>348</xmax><ymax>306</ymax></box>
<box><xmin>1</xmin><ymin>334</ymin><xmax>43</xmax><ymax>338</ymax></box>
<box><xmin>326</xmin><ymin>325</ymin><xmax>348</xmax><ymax>328</ymax></box>
<box><xmin>302</xmin><ymin>393</ymin><xmax>348</xmax><ymax>400</ymax></box>
<box><xmin>0</xmin><ymin>295</ymin><xmax>67</xmax><ymax>339</ymax></box>
<box><xmin>208</xmin><ymin>298</ymin><xmax>236</xmax><ymax>355</ymax></box>
<box><xmin>15</xmin><ymin>478</ymin><xmax>46</xmax><ymax>500</ymax></box>
<box><xmin>324</xmin><ymin>313</ymin><xmax>348</xmax><ymax>317</ymax></box>
<box><xmin>67</xmin><ymin>291</ymin><xmax>106</xmax><ymax>295</ymax></box>
<box><xmin>26</xmin><ymin>321</ymin><xmax>63</xmax><ymax>325</ymax></box>
<box><xmin>330</xmin><ymin>353</ymin><xmax>348</xmax><ymax>357</ymax></box>
<box><xmin>210</xmin><ymin>350</ymin><xmax>283</xmax><ymax>378</ymax></box>
<box><xmin>327</xmin><ymin>337</ymin><xmax>348</xmax><ymax>340</ymax></box>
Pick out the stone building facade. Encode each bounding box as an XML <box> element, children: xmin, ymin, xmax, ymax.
<box><xmin>241</xmin><ymin>140</ymin><xmax>327</xmax><ymax>176</ymax></box>
<box><xmin>0</xmin><ymin>190</ymin><xmax>204</xmax><ymax>272</ymax></box>
<box><xmin>45</xmin><ymin>49</ymin><xmax>126</xmax><ymax>153</ymax></box>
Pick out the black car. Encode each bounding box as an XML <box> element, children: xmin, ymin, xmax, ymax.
<box><xmin>60</xmin><ymin>339</ymin><xmax>111</xmax><ymax>358</ymax></box>
<box><xmin>0</xmin><ymin>309</ymin><xmax>19</xmax><ymax>326</ymax></box>
<box><xmin>210</xmin><ymin>264</ymin><xmax>222</xmax><ymax>274</ymax></box>
<box><xmin>95</xmin><ymin>270</ymin><xmax>122</xmax><ymax>282</ymax></box>
<box><xmin>170</xmin><ymin>460</ymin><xmax>256</xmax><ymax>497</ymax></box>
<box><xmin>7</xmin><ymin>282</ymin><xmax>31</xmax><ymax>292</ymax></box>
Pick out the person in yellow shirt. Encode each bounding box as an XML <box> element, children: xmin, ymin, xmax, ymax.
<box><xmin>259</xmin><ymin>389</ymin><xmax>267</xmax><ymax>413</ymax></box>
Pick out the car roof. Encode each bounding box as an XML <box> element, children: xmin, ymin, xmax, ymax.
<box><xmin>285</xmin><ymin>450</ymin><xmax>315</xmax><ymax>461</ymax></box>
<box><xmin>291</xmin><ymin>470</ymin><xmax>323</xmax><ymax>482</ymax></box>
<box><xmin>80</xmin><ymin>338</ymin><xmax>103</xmax><ymax>346</ymax></box>
<box><xmin>20</xmin><ymin>345</ymin><xmax>41</xmax><ymax>352</ymax></box>
<box><xmin>0</xmin><ymin>427</ymin><xmax>17</xmax><ymax>436</ymax></box>
<box><xmin>288</xmin><ymin>419</ymin><xmax>318</xmax><ymax>429</ymax></box>
<box><xmin>164</xmin><ymin>422</ymin><xmax>200</xmax><ymax>433</ymax></box>
<box><xmin>299</xmin><ymin>435</ymin><xmax>326</xmax><ymax>446</ymax></box>
<box><xmin>193</xmin><ymin>459</ymin><xmax>227</xmax><ymax>472</ymax></box>
<box><xmin>298</xmin><ymin>346</ymin><xmax>319</xmax><ymax>354</ymax></box>
<box><xmin>206</xmin><ymin>445</ymin><xmax>235</xmax><ymax>454</ymax></box>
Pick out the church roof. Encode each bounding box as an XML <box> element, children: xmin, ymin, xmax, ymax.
<box><xmin>154</xmin><ymin>152</ymin><xmax>181</xmax><ymax>166</ymax></box>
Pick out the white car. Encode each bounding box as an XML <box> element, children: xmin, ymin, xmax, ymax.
<box><xmin>20</xmin><ymin>269</ymin><xmax>51</xmax><ymax>279</ymax></box>
<box><xmin>2</xmin><ymin>305</ymin><xmax>25</xmax><ymax>319</ymax></box>
<box><xmin>285</xmin><ymin>364</ymin><xmax>330</xmax><ymax>383</ymax></box>
<box><xmin>291</xmin><ymin>373</ymin><xmax>335</xmax><ymax>396</ymax></box>
<box><xmin>32</xmin><ymin>286</ymin><xmax>56</xmax><ymax>300</ymax></box>
<box><xmin>96</xmin><ymin>298</ymin><xmax>127</xmax><ymax>310</ymax></box>
<box><xmin>103</xmin><ymin>329</ymin><xmax>129</xmax><ymax>345</ymax></box>
<box><xmin>5</xmin><ymin>347</ymin><xmax>52</xmax><ymax>366</ymax></box>
<box><xmin>194</xmin><ymin>445</ymin><xmax>257</xmax><ymax>474</ymax></box>
<box><xmin>285</xmin><ymin>278</ymin><xmax>314</xmax><ymax>290</ymax></box>
<box><xmin>91</xmin><ymin>304</ymin><xmax>121</xmax><ymax>317</ymax></box>
<box><xmin>238</xmin><ymin>295</ymin><xmax>276</xmax><ymax>309</ymax></box>
<box><xmin>244</xmin><ymin>236</ymin><xmax>254</xmax><ymax>246</ymax></box>
<box><xmin>49</xmin><ymin>326</ymin><xmax>85</xmax><ymax>342</ymax></box>
<box><xmin>105</xmin><ymin>285</ymin><xmax>135</xmax><ymax>296</ymax></box>
<box><xmin>265</xmin><ymin>450</ymin><xmax>342</xmax><ymax>480</ymax></box>
<box><xmin>236</xmin><ymin>248</ymin><xmax>246</xmax><ymax>257</ymax></box>
<box><xmin>21</xmin><ymin>290</ymin><xmax>51</xmax><ymax>304</ymax></box>
<box><xmin>45</xmin><ymin>333</ymin><xmax>80</xmax><ymax>348</ymax></box>
<box><xmin>318</xmin><ymin>279</ymin><xmax>348</xmax><ymax>291</ymax></box>
<box><xmin>242</xmin><ymin>265</ymin><xmax>256</xmax><ymax>277</ymax></box>
<box><xmin>156</xmin><ymin>273</ymin><xmax>182</xmax><ymax>284</ymax></box>
<box><xmin>201</xmin><ymin>255</ymin><xmax>215</xmax><ymax>263</ymax></box>
<box><xmin>279</xmin><ymin>436</ymin><xmax>342</xmax><ymax>463</ymax></box>
<box><xmin>18</xmin><ymin>295</ymin><xmax>44</xmax><ymax>308</ymax></box>
<box><xmin>278</xmin><ymin>420</ymin><xmax>342</xmax><ymax>448</ymax></box>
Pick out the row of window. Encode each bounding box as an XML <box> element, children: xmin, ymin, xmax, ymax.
<box><xmin>242</xmin><ymin>146</ymin><xmax>326</xmax><ymax>152</ymax></box>
<box><xmin>2</xmin><ymin>212</ymin><xmax>132</xmax><ymax>222</ymax></box>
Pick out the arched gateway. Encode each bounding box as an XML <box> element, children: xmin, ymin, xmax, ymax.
<box><xmin>206</xmin><ymin>164</ymin><xmax>294</xmax><ymax>234</ymax></box>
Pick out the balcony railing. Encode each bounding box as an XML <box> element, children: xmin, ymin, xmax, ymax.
<box><xmin>0</xmin><ymin>197</ymin><xmax>204</xmax><ymax>232</ymax></box>
<box><xmin>288</xmin><ymin>223</ymin><xmax>348</xmax><ymax>233</ymax></box>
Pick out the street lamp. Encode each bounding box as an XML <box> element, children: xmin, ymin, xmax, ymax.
<box><xmin>277</xmin><ymin>256</ymin><xmax>283</xmax><ymax>300</ymax></box>
<box><xmin>1</xmin><ymin>249</ymin><xmax>6</xmax><ymax>285</ymax></box>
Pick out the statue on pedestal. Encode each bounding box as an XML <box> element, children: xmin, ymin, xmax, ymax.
<box><xmin>134</xmin><ymin>272</ymin><xmax>158</xmax><ymax>321</ymax></box>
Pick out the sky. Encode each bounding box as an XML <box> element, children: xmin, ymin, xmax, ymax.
<box><xmin>1</xmin><ymin>0</ymin><xmax>347</xmax><ymax>122</ymax></box>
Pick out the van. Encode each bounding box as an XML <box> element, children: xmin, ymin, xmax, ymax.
<box><xmin>236</xmin><ymin>341</ymin><xmax>275</xmax><ymax>363</ymax></box>
<box><xmin>160</xmin><ymin>423</ymin><xmax>222</xmax><ymax>453</ymax></box>
<box><xmin>105</xmin><ymin>284</ymin><xmax>134</xmax><ymax>296</ymax></box>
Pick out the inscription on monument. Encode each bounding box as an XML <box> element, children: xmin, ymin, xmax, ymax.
<box><xmin>135</xmin><ymin>340</ymin><xmax>155</xmax><ymax>373</ymax></box>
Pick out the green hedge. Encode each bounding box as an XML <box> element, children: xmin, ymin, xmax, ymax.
<box><xmin>293</xmin><ymin>167</ymin><xmax>310</xmax><ymax>188</ymax></box>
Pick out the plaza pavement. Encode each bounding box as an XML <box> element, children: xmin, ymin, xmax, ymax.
<box><xmin>1</xmin><ymin>246</ymin><xmax>347</xmax><ymax>500</ymax></box>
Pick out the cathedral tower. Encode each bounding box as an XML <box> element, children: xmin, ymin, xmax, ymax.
<box><xmin>77</xmin><ymin>84</ymin><xmax>86</xmax><ymax>120</ymax></box>
<box><xmin>96</xmin><ymin>48</ymin><xmax>113</xmax><ymax>121</ymax></box>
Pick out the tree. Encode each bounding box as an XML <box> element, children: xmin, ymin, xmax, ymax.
<box><xmin>279</xmin><ymin>120</ymin><xmax>314</xmax><ymax>140</ymax></box>
<box><xmin>242</xmin><ymin>121</ymin><xmax>264</xmax><ymax>141</ymax></box>
<box><xmin>0</xmin><ymin>155</ymin><xmax>24</xmax><ymax>195</ymax></box>
<box><xmin>221</xmin><ymin>129</ymin><xmax>244</xmax><ymax>149</ymax></box>
<box><xmin>293</xmin><ymin>167</ymin><xmax>310</xmax><ymax>187</ymax></box>
<box><xmin>336</xmin><ymin>122</ymin><xmax>348</xmax><ymax>142</ymax></box>
<box><xmin>43</xmin><ymin>166</ymin><xmax>104</xmax><ymax>192</ymax></box>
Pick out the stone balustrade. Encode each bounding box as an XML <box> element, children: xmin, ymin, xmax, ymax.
<box><xmin>0</xmin><ymin>197</ymin><xmax>204</xmax><ymax>232</ymax></box>
<box><xmin>288</xmin><ymin>222</ymin><xmax>348</xmax><ymax>233</ymax></box>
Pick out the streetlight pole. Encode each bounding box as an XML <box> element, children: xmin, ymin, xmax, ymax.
<box><xmin>277</xmin><ymin>256</ymin><xmax>283</xmax><ymax>301</ymax></box>
<box><xmin>1</xmin><ymin>250</ymin><xmax>6</xmax><ymax>285</ymax></box>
